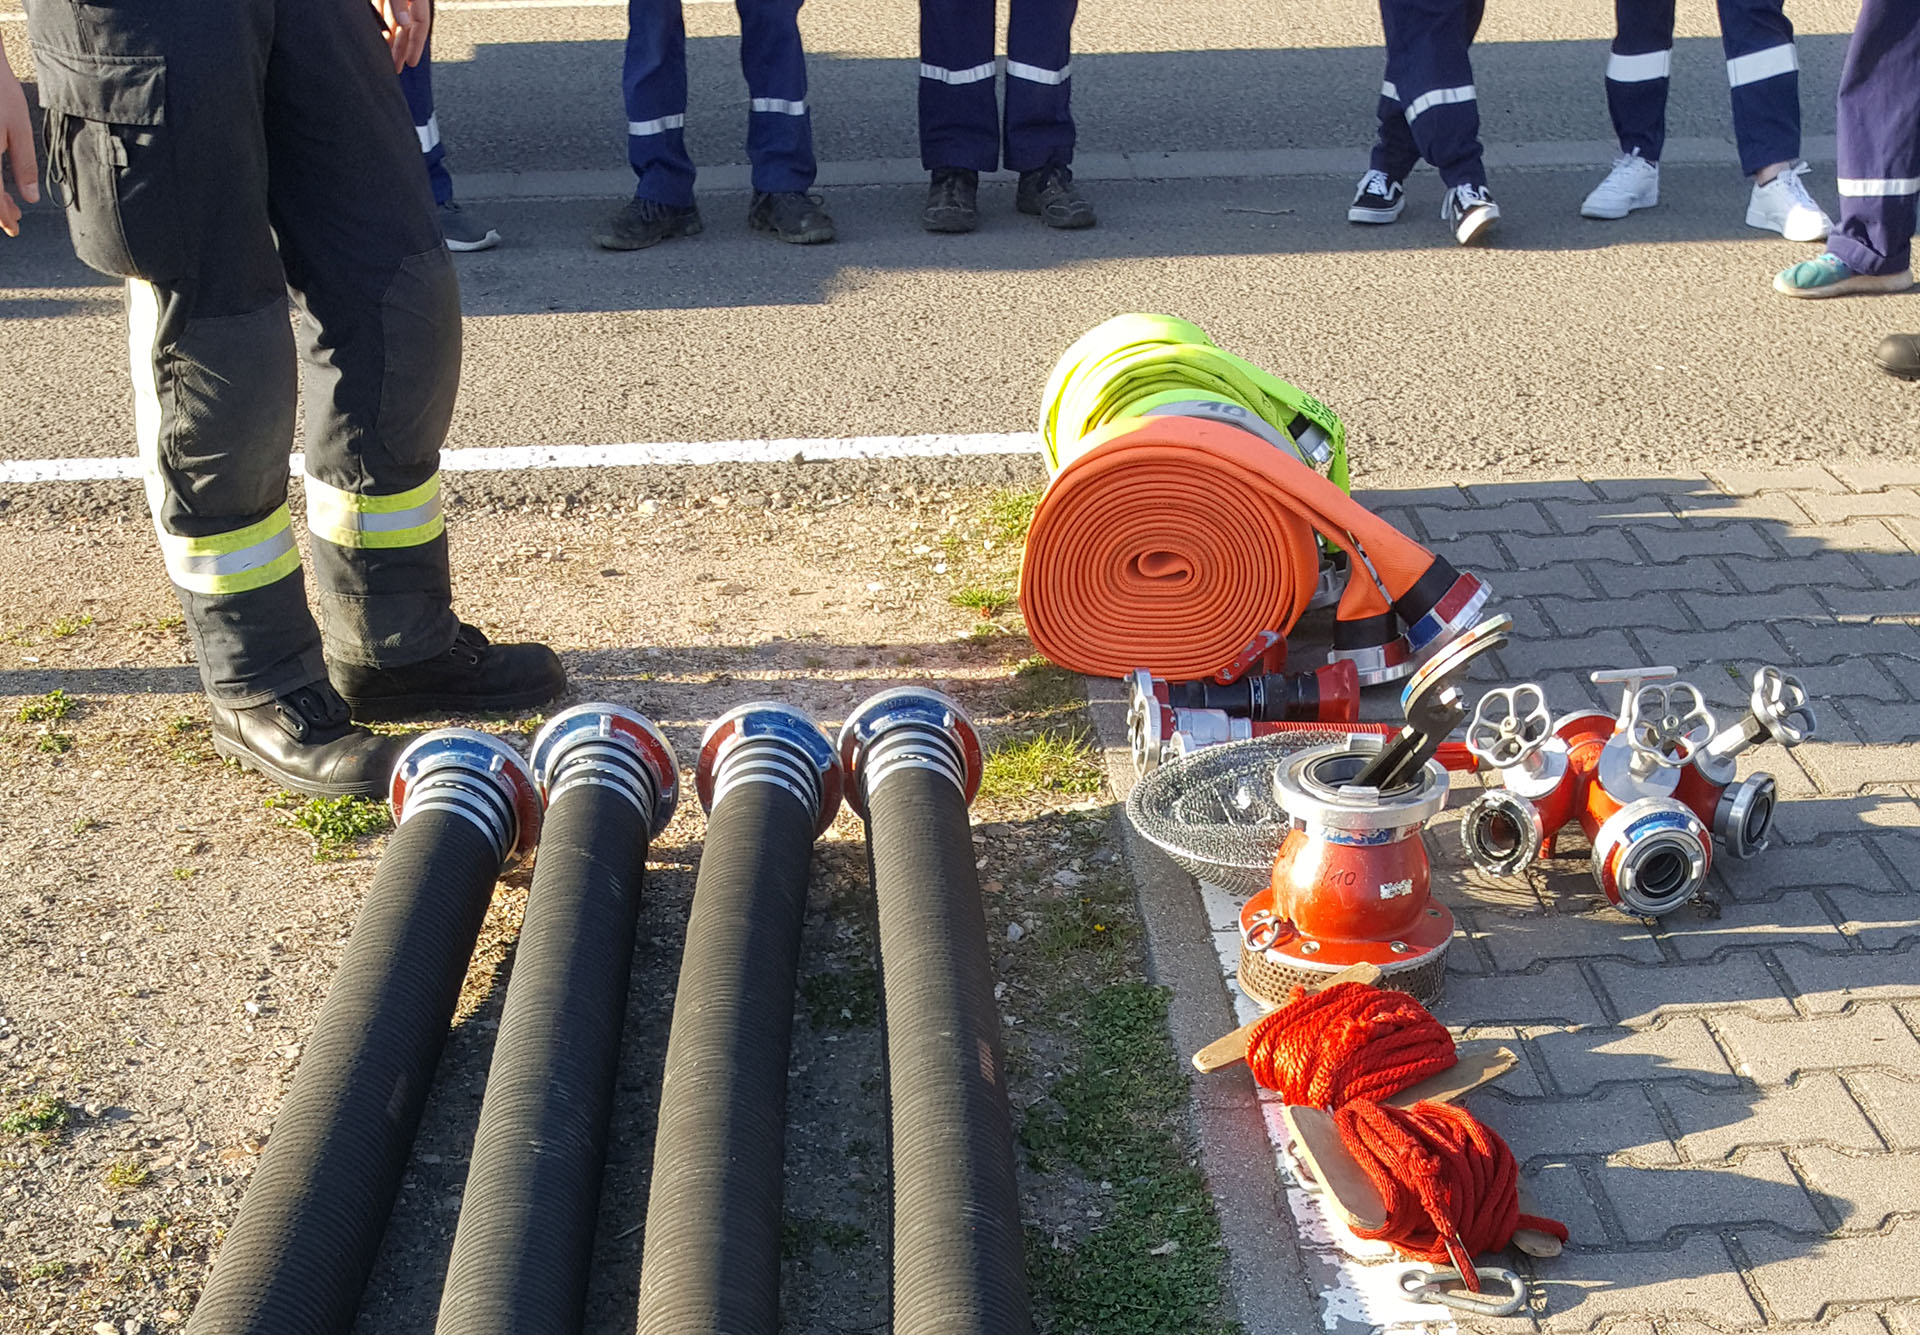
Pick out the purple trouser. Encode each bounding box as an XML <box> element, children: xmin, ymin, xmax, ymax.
<box><xmin>1829</xmin><ymin>0</ymin><xmax>1920</xmax><ymax>276</ymax></box>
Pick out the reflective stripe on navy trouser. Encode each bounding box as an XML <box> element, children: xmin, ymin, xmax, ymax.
<box><xmin>623</xmin><ymin>0</ymin><xmax>818</xmax><ymax>207</ymax></box>
<box><xmin>399</xmin><ymin>40</ymin><xmax>454</xmax><ymax>206</ymax></box>
<box><xmin>24</xmin><ymin>0</ymin><xmax>462</xmax><ymax>708</ymax></box>
<box><xmin>1603</xmin><ymin>0</ymin><xmax>1800</xmax><ymax>176</ymax></box>
<box><xmin>918</xmin><ymin>0</ymin><xmax>1078</xmax><ymax>173</ymax></box>
<box><xmin>1828</xmin><ymin>0</ymin><xmax>1920</xmax><ymax>278</ymax></box>
<box><xmin>1369</xmin><ymin>0</ymin><xmax>1486</xmax><ymax>190</ymax></box>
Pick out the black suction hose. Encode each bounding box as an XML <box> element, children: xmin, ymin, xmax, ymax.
<box><xmin>840</xmin><ymin>688</ymin><xmax>1033</xmax><ymax>1335</ymax></box>
<box><xmin>434</xmin><ymin>706</ymin><xmax>681</xmax><ymax>1335</ymax></box>
<box><xmin>634</xmin><ymin>703</ymin><xmax>843</xmax><ymax>1335</ymax></box>
<box><xmin>185</xmin><ymin>730</ymin><xmax>539</xmax><ymax>1335</ymax></box>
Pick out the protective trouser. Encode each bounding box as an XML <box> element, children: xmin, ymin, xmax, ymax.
<box><xmin>25</xmin><ymin>0</ymin><xmax>462</xmax><ymax>706</ymax></box>
<box><xmin>622</xmin><ymin>0</ymin><xmax>817</xmax><ymax>207</ymax></box>
<box><xmin>399</xmin><ymin>41</ymin><xmax>454</xmax><ymax>207</ymax></box>
<box><xmin>1604</xmin><ymin>0</ymin><xmax>1801</xmax><ymax>176</ymax></box>
<box><xmin>919</xmin><ymin>0</ymin><xmax>1077</xmax><ymax>173</ymax></box>
<box><xmin>1828</xmin><ymin>0</ymin><xmax>1920</xmax><ymax>277</ymax></box>
<box><xmin>1370</xmin><ymin>0</ymin><xmax>1488</xmax><ymax>190</ymax></box>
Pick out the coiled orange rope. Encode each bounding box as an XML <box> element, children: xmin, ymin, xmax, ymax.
<box><xmin>1244</xmin><ymin>981</ymin><xmax>1456</xmax><ymax>1108</ymax></box>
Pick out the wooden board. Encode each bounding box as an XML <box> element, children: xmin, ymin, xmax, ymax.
<box><xmin>1191</xmin><ymin>962</ymin><xmax>1385</xmax><ymax>1073</ymax></box>
<box><xmin>1282</xmin><ymin>1105</ymin><xmax>1386</xmax><ymax>1231</ymax></box>
<box><xmin>1382</xmin><ymin>1042</ymin><xmax>1516</xmax><ymax>1108</ymax></box>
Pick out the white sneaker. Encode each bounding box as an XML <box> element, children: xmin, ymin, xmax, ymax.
<box><xmin>1442</xmin><ymin>183</ymin><xmax>1499</xmax><ymax>246</ymax></box>
<box><xmin>1349</xmin><ymin>169</ymin><xmax>1407</xmax><ymax>224</ymax></box>
<box><xmin>1581</xmin><ymin>153</ymin><xmax>1660</xmax><ymax>219</ymax></box>
<box><xmin>1747</xmin><ymin>162</ymin><xmax>1833</xmax><ymax>242</ymax></box>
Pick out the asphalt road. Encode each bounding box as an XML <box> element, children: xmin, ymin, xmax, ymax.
<box><xmin>1</xmin><ymin>0</ymin><xmax>1913</xmax><ymax>499</ymax></box>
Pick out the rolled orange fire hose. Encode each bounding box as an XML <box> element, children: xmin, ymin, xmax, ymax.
<box><xmin>1018</xmin><ymin>415</ymin><xmax>1485</xmax><ymax>682</ymax></box>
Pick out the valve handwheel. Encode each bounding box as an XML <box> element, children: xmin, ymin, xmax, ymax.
<box><xmin>1752</xmin><ymin>666</ymin><xmax>1816</xmax><ymax>746</ymax></box>
<box><xmin>1466</xmin><ymin>684</ymin><xmax>1554</xmax><ymax>770</ymax></box>
<box><xmin>1626</xmin><ymin>682</ymin><xmax>1716</xmax><ymax>769</ymax></box>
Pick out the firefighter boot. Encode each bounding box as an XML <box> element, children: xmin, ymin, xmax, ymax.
<box><xmin>331</xmin><ymin>622</ymin><xmax>567</xmax><ymax>721</ymax></box>
<box><xmin>209</xmin><ymin>681</ymin><xmax>406</xmax><ymax>799</ymax></box>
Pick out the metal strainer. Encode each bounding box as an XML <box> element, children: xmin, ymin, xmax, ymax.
<box><xmin>1124</xmin><ymin>730</ymin><xmax>1366</xmax><ymax>894</ymax></box>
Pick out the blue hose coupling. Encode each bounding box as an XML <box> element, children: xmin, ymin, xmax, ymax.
<box><xmin>837</xmin><ymin>687</ymin><xmax>984</xmax><ymax>818</ymax></box>
<box><xmin>530</xmin><ymin>704</ymin><xmax>680</xmax><ymax>839</ymax></box>
<box><xmin>696</xmin><ymin>701</ymin><xmax>843</xmax><ymax>838</ymax></box>
<box><xmin>389</xmin><ymin>728</ymin><xmax>544</xmax><ymax>867</ymax></box>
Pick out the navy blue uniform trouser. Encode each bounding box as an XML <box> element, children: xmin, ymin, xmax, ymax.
<box><xmin>623</xmin><ymin>0</ymin><xmax>817</xmax><ymax>207</ymax></box>
<box><xmin>919</xmin><ymin>0</ymin><xmax>1077</xmax><ymax>173</ymax></box>
<box><xmin>24</xmin><ymin>0</ymin><xmax>461</xmax><ymax>704</ymax></box>
<box><xmin>1830</xmin><ymin>0</ymin><xmax>1920</xmax><ymax>276</ymax></box>
<box><xmin>1369</xmin><ymin>0</ymin><xmax>1487</xmax><ymax>190</ymax></box>
<box><xmin>398</xmin><ymin>43</ymin><xmax>454</xmax><ymax>206</ymax></box>
<box><xmin>1604</xmin><ymin>0</ymin><xmax>1801</xmax><ymax>176</ymax></box>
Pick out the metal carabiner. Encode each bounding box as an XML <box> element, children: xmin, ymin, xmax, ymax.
<box><xmin>1397</xmin><ymin>1265</ymin><xmax>1527</xmax><ymax>1318</ymax></box>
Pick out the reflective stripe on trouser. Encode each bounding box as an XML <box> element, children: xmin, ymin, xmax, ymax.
<box><xmin>623</xmin><ymin>0</ymin><xmax>817</xmax><ymax>205</ymax></box>
<box><xmin>399</xmin><ymin>43</ymin><xmax>454</xmax><ymax>206</ymax></box>
<box><xmin>1370</xmin><ymin>0</ymin><xmax>1486</xmax><ymax>189</ymax></box>
<box><xmin>1828</xmin><ymin>0</ymin><xmax>1920</xmax><ymax>276</ymax></box>
<box><xmin>1604</xmin><ymin>0</ymin><xmax>1799</xmax><ymax>173</ymax></box>
<box><xmin>919</xmin><ymin>0</ymin><xmax>1077</xmax><ymax>172</ymax></box>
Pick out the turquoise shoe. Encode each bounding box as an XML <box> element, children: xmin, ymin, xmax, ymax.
<box><xmin>1774</xmin><ymin>252</ymin><xmax>1914</xmax><ymax>299</ymax></box>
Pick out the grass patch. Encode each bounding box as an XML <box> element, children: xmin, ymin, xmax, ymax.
<box><xmin>782</xmin><ymin>1214</ymin><xmax>869</xmax><ymax>1259</ymax></box>
<box><xmin>1022</xmin><ymin>985</ymin><xmax>1239</xmax><ymax>1335</ymax></box>
<box><xmin>105</xmin><ymin>1160</ymin><xmax>151</xmax><ymax>1192</ymax></box>
<box><xmin>48</xmin><ymin>613</ymin><xmax>94</xmax><ymax>638</ymax></box>
<box><xmin>171</xmin><ymin>867</ymin><xmax>196</xmax><ymax>882</ymax></box>
<box><xmin>799</xmin><ymin>966</ymin><xmax>879</xmax><ymax>1030</ymax></box>
<box><xmin>1012</xmin><ymin>656</ymin><xmax>1081</xmax><ymax>715</ymax></box>
<box><xmin>978</xmin><ymin>730</ymin><xmax>1103</xmax><ymax>802</ymax></box>
<box><xmin>986</xmin><ymin>487</ymin><xmax>1043</xmax><ymax>542</ymax></box>
<box><xmin>17</xmin><ymin>690</ymin><xmax>75</xmax><ymax>723</ymax></box>
<box><xmin>951</xmin><ymin>585</ymin><xmax>1017</xmax><ymax>620</ymax></box>
<box><xmin>26</xmin><ymin>1260</ymin><xmax>65</xmax><ymax>1281</ymax></box>
<box><xmin>267</xmin><ymin>792</ymin><xmax>392</xmax><ymax>859</ymax></box>
<box><xmin>36</xmin><ymin>732</ymin><xmax>73</xmax><ymax>754</ymax></box>
<box><xmin>2</xmin><ymin>1097</ymin><xmax>68</xmax><ymax>1139</ymax></box>
<box><xmin>160</xmin><ymin>715</ymin><xmax>213</xmax><ymax>765</ymax></box>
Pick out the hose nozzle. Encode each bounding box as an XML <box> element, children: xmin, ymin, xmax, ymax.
<box><xmin>389</xmin><ymin>728</ymin><xmax>543</xmax><ymax>866</ymax></box>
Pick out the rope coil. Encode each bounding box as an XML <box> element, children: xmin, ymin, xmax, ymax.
<box><xmin>1245</xmin><ymin>981</ymin><xmax>1456</xmax><ymax>1108</ymax></box>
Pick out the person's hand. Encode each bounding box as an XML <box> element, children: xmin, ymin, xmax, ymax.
<box><xmin>0</xmin><ymin>37</ymin><xmax>42</xmax><ymax>238</ymax></box>
<box><xmin>373</xmin><ymin>0</ymin><xmax>432</xmax><ymax>72</ymax></box>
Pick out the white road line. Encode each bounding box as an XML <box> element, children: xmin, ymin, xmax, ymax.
<box><xmin>0</xmin><ymin>432</ymin><xmax>1044</xmax><ymax>485</ymax></box>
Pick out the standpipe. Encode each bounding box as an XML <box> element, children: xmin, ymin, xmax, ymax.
<box><xmin>186</xmin><ymin>731</ymin><xmax>541</xmax><ymax>1335</ymax></box>
<box><xmin>634</xmin><ymin>703</ymin><xmax>842</xmax><ymax>1335</ymax></box>
<box><xmin>434</xmin><ymin>706</ymin><xmax>678</xmax><ymax>1335</ymax></box>
<box><xmin>839</xmin><ymin>688</ymin><xmax>1031</xmax><ymax>1335</ymax></box>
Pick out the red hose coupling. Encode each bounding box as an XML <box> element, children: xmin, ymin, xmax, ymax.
<box><xmin>1237</xmin><ymin>743</ymin><xmax>1454</xmax><ymax>1005</ymax></box>
<box><xmin>1590</xmin><ymin>797</ymin><xmax>1713</xmax><ymax>917</ymax></box>
<box><xmin>696</xmin><ymin>701</ymin><xmax>843</xmax><ymax>836</ymax></box>
<box><xmin>531</xmin><ymin>703</ymin><xmax>681</xmax><ymax>839</ymax></box>
<box><xmin>389</xmin><ymin>729</ymin><xmax>544</xmax><ymax>867</ymax></box>
<box><xmin>1393</xmin><ymin>557</ymin><xmax>1493</xmax><ymax>657</ymax></box>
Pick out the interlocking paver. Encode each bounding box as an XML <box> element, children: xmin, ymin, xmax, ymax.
<box><xmin>1775</xmin><ymin>618</ymin><xmax>1920</xmax><ymax>665</ymax></box>
<box><xmin>1798</xmin><ymin>738</ymin><xmax>1920</xmax><ymax>790</ymax></box>
<box><xmin>1424</xmin><ymin>501</ymin><xmax>1554</xmax><ymax>541</ymax></box>
<box><xmin>1849</xmin><ymin>1070</ymin><xmax>1920</xmax><ymax>1148</ymax></box>
<box><xmin>1827</xmin><ymin>464</ymin><xmax>1920</xmax><ymax>493</ymax></box>
<box><xmin>1798</xmin><ymin>489</ymin><xmax>1920</xmax><ymax>525</ymax></box>
<box><xmin>1592</xmin><ymin>956</ymin><xmax>1792</xmax><ymax>1026</ymax></box>
<box><xmin>1714</xmin><ymin>1006</ymin><xmax>1920</xmax><ymax>1085</ymax></box>
<box><xmin>1431</xmin><ymin>531</ymin><xmax>1510</xmax><ymax>574</ymax></box>
<box><xmin>1663</xmin><ymin>1073</ymin><xmax>1883</xmax><ymax>1160</ymax></box>
<box><xmin>1671</xmin><ymin>491</ymin><xmax>1814</xmax><ymax>529</ymax></box>
<box><xmin>1537</xmin><ymin>1235</ymin><xmax>1760</xmax><ymax>1331</ymax></box>
<box><xmin>1632</xmin><ymin>626</ymin><xmax>1792</xmax><ymax>677</ymax></box>
<box><xmin>1579</xmin><ymin>561</ymin><xmax>1735</xmax><ymax>597</ymax></box>
<box><xmin>1657</xmin><ymin>891</ymin><xmax>1845</xmax><ymax>959</ymax></box>
<box><xmin>1828</xmin><ymin>887</ymin><xmax>1920</xmax><ymax>949</ymax></box>
<box><xmin>1593</xmin><ymin>1150</ymin><xmax>1824</xmax><ymax>1242</ymax></box>
<box><xmin>1520</xmin><ymin>1161</ymin><xmax>1609</xmax><ymax>1246</ymax></box>
<box><xmin>1891</xmin><ymin>1306</ymin><xmax>1920</xmax><ymax>1335</ymax></box>
<box><xmin>1760</xmin><ymin>658</ymin><xmax>1909</xmax><ymax>703</ymax></box>
<box><xmin>1476</xmin><ymin>909</ymin><xmax>1663</xmax><ymax>972</ymax></box>
<box><xmin>1442</xmin><ymin>961</ymin><xmax>1611</xmax><ymax>1026</ymax></box>
<box><xmin>1468</xmin><ymin>1087</ymin><xmax>1678</xmax><ymax>1164</ymax></box>
<box><xmin>1501</xmin><ymin>629</ymin><xmax>1643</xmax><ymax>680</ymax></box>
<box><xmin>1532</xmin><ymin>1018</ymin><xmax>1737</xmax><ymax>1095</ymax></box>
<box><xmin>1590</xmin><ymin>476</ymin><xmax>1716</xmax><ymax>501</ymax></box>
<box><xmin>1718</xmin><ymin>833</ymin><xmax>1900</xmax><ymax>893</ymax></box>
<box><xmin>1742</xmin><ymin>1218</ymin><xmax>1920</xmax><ymax>1323</ymax></box>
<box><xmin>1464</xmin><ymin>480</ymin><xmax>1597</xmax><ymax>505</ymax></box>
<box><xmin>1632</xmin><ymin>523</ymin><xmax>1776</xmax><ymax>563</ymax></box>
<box><xmin>1793</xmin><ymin>1145</ymin><xmax>1920</xmax><ymax>1231</ymax></box>
<box><xmin>1489</xmin><ymin>565</ymin><xmax>1607</xmax><ymax>600</ymax></box>
<box><xmin>1503</xmin><ymin>530</ymin><xmax>1641</xmax><ymax>570</ymax></box>
<box><xmin>1544</xmin><ymin>499</ymin><xmax>1682</xmax><ymax>534</ymax></box>
<box><xmin>1823</xmin><ymin>589</ymin><xmax>1920</xmax><ymax>619</ymax></box>
<box><xmin>1724</xmin><ymin>552</ymin><xmax>1877</xmax><ymax>594</ymax></box>
<box><xmin>1704</xmin><ymin>468</ymin><xmax>1845</xmax><ymax>497</ymax></box>
<box><xmin>1544</xmin><ymin>592</ymin><xmax>1693</xmax><ymax>637</ymax></box>
<box><xmin>1775</xmin><ymin>947</ymin><xmax>1920</xmax><ymax>1015</ymax></box>
<box><xmin>1838</xmin><ymin>701</ymin><xmax>1920</xmax><ymax>746</ymax></box>
<box><xmin>1684</xmin><ymin>588</ymin><xmax>1827</xmax><ymax>631</ymax></box>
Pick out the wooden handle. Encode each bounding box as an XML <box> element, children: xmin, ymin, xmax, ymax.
<box><xmin>1191</xmin><ymin>962</ymin><xmax>1385</xmax><ymax>1073</ymax></box>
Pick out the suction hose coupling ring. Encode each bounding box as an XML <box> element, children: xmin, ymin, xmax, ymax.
<box><xmin>389</xmin><ymin>728</ymin><xmax>543</xmax><ymax>867</ymax></box>
<box><xmin>1715</xmin><ymin>770</ymin><xmax>1777</xmax><ymax>860</ymax></box>
<box><xmin>1591</xmin><ymin>796</ymin><xmax>1712</xmax><ymax>917</ymax></box>
<box><xmin>530</xmin><ymin>703</ymin><xmax>680</xmax><ymax>839</ymax></box>
<box><xmin>1460</xmin><ymin>788</ymin><xmax>1546</xmax><ymax>877</ymax></box>
<box><xmin>696</xmin><ymin>700</ymin><xmax>843</xmax><ymax>837</ymax></box>
<box><xmin>1392</xmin><ymin>556</ymin><xmax>1493</xmax><ymax>657</ymax></box>
<box><xmin>838</xmin><ymin>686</ymin><xmax>984</xmax><ymax>818</ymax></box>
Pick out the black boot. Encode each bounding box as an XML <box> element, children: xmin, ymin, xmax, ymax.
<box><xmin>1016</xmin><ymin>165</ymin><xmax>1096</xmax><ymax>229</ymax></box>
<box><xmin>331</xmin><ymin>623</ymin><xmax>566</xmax><ymax>721</ymax></box>
<box><xmin>1876</xmin><ymin>332</ymin><xmax>1920</xmax><ymax>381</ymax></box>
<box><xmin>923</xmin><ymin>168</ymin><xmax>980</xmax><ymax>234</ymax></box>
<box><xmin>209</xmin><ymin>681</ymin><xmax>405</xmax><ymax>800</ymax></box>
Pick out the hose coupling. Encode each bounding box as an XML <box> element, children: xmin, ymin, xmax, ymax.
<box><xmin>1329</xmin><ymin>612</ymin><xmax>1418</xmax><ymax>687</ymax></box>
<box><xmin>1714</xmin><ymin>771</ymin><xmax>1777</xmax><ymax>860</ymax></box>
<box><xmin>838</xmin><ymin>687</ymin><xmax>983</xmax><ymax>817</ymax></box>
<box><xmin>696</xmin><ymin>701</ymin><xmax>843</xmax><ymax>836</ymax></box>
<box><xmin>1590</xmin><ymin>796</ymin><xmax>1712</xmax><ymax>917</ymax></box>
<box><xmin>1308</xmin><ymin>551</ymin><xmax>1350</xmax><ymax>611</ymax></box>
<box><xmin>529</xmin><ymin>703</ymin><xmax>680</xmax><ymax>839</ymax></box>
<box><xmin>1459</xmin><ymin>787</ymin><xmax>1548</xmax><ymax>878</ymax></box>
<box><xmin>389</xmin><ymin>728</ymin><xmax>543</xmax><ymax>867</ymax></box>
<box><xmin>1393</xmin><ymin>556</ymin><xmax>1493</xmax><ymax>657</ymax></box>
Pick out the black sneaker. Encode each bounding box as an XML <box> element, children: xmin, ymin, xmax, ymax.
<box><xmin>330</xmin><ymin>624</ymin><xmax>567</xmax><ymax>722</ymax></box>
<box><xmin>748</xmin><ymin>191</ymin><xmax>836</xmax><ymax>244</ymax></box>
<box><xmin>1348</xmin><ymin>169</ymin><xmax>1406</xmax><ymax>224</ymax></box>
<box><xmin>1877</xmin><ymin>332</ymin><xmax>1920</xmax><ymax>381</ymax></box>
<box><xmin>1015</xmin><ymin>165</ymin><xmax>1096</xmax><ymax>229</ymax></box>
<box><xmin>438</xmin><ymin>201</ymin><xmax>502</xmax><ymax>252</ymax></box>
<box><xmin>1442</xmin><ymin>182</ymin><xmax>1500</xmax><ymax>246</ymax></box>
<box><xmin>923</xmin><ymin>169</ymin><xmax>980</xmax><ymax>234</ymax></box>
<box><xmin>592</xmin><ymin>197</ymin><xmax>704</xmax><ymax>251</ymax></box>
<box><xmin>209</xmin><ymin>681</ymin><xmax>405</xmax><ymax>800</ymax></box>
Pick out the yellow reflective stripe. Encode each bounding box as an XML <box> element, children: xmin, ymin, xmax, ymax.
<box><xmin>156</xmin><ymin>505</ymin><xmax>302</xmax><ymax>595</ymax></box>
<box><xmin>304</xmin><ymin>472</ymin><xmax>446</xmax><ymax>550</ymax></box>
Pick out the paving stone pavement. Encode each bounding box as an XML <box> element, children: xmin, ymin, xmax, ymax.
<box><xmin>1110</xmin><ymin>467</ymin><xmax>1920</xmax><ymax>1335</ymax></box>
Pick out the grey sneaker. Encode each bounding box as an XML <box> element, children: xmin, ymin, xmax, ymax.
<box><xmin>437</xmin><ymin>201</ymin><xmax>501</xmax><ymax>252</ymax></box>
<box><xmin>593</xmin><ymin>197</ymin><xmax>704</xmax><ymax>251</ymax></box>
<box><xmin>748</xmin><ymin>191</ymin><xmax>836</xmax><ymax>244</ymax></box>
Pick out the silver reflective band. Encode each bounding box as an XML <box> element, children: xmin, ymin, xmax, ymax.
<box><xmin>1006</xmin><ymin>59</ymin><xmax>1070</xmax><ymax>85</ymax></box>
<box><xmin>1839</xmin><ymin>175</ymin><xmax>1920</xmax><ymax>197</ymax></box>
<box><xmin>750</xmin><ymin>97</ymin><xmax>808</xmax><ymax>115</ymax></box>
<box><xmin>166</xmin><ymin>527</ymin><xmax>297</xmax><ymax>579</ymax></box>
<box><xmin>1405</xmin><ymin>84</ymin><xmax>1475</xmax><ymax>122</ymax></box>
<box><xmin>628</xmin><ymin>113</ymin><xmax>687</xmax><ymax>136</ymax></box>
<box><xmin>416</xmin><ymin>113</ymin><xmax>442</xmax><ymax>154</ymax></box>
<box><xmin>1381</xmin><ymin>80</ymin><xmax>1398</xmax><ymax>100</ymax></box>
<box><xmin>1606</xmin><ymin>49</ymin><xmax>1671</xmax><ymax>82</ymax></box>
<box><xmin>1726</xmin><ymin>43</ymin><xmax>1796</xmax><ymax>87</ymax></box>
<box><xmin>919</xmin><ymin>60</ymin><xmax>996</xmax><ymax>85</ymax></box>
